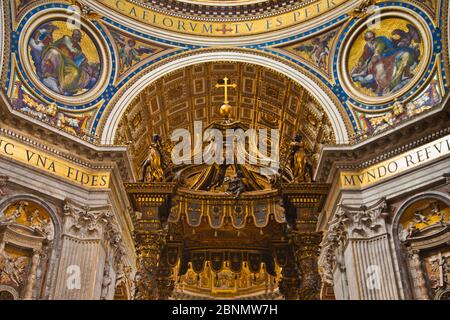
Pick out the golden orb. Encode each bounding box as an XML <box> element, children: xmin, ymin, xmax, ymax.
<box><xmin>219</xmin><ymin>103</ymin><xmax>232</xmax><ymax>118</ymax></box>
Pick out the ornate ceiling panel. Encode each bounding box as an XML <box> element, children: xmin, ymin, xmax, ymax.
<box><xmin>115</xmin><ymin>61</ymin><xmax>335</xmax><ymax>172</ymax></box>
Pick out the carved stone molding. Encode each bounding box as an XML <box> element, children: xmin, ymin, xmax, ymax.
<box><xmin>338</xmin><ymin>198</ymin><xmax>389</xmax><ymax>239</ymax></box>
<box><xmin>57</xmin><ymin>199</ymin><xmax>132</xmax><ymax>299</ymax></box>
<box><xmin>0</xmin><ymin>175</ymin><xmax>8</xmax><ymax>197</ymax></box>
<box><xmin>319</xmin><ymin>198</ymin><xmax>389</xmax><ymax>285</ymax></box>
<box><xmin>444</xmin><ymin>173</ymin><xmax>450</xmax><ymax>186</ymax></box>
<box><xmin>62</xmin><ymin>199</ymin><xmax>113</xmax><ymax>240</ymax></box>
<box><xmin>62</xmin><ymin>199</ymin><xmax>128</xmax><ymax>273</ymax></box>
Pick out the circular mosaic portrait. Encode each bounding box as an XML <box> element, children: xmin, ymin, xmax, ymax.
<box><xmin>28</xmin><ymin>21</ymin><xmax>101</xmax><ymax>96</ymax></box>
<box><xmin>19</xmin><ymin>9</ymin><xmax>111</xmax><ymax>105</ymax></box>
<box><xmin>339</xmin><ymin>10</ymin><xmax>432</xmax><ymax>105</ymax></box>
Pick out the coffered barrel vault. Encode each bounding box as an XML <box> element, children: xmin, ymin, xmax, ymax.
<box><xmin>0</xmin><ymin>0</ymin><xmax>449</xmax><ymax>301</ymax></box>
<box><xmin>114</xmin><ymin>61</ymin><xmax>336</xmax><ymax>175</ymax></box>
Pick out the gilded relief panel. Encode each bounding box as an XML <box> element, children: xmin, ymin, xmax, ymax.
<box><xmin>0</xmin><ymin>201</ymin><xmax>55</xmax><ymax>299</ymax></box>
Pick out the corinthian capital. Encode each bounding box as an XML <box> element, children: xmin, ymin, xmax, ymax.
<box><xmin>337</xmin><ymin>197</ymin><xmax>389</xmax><ymax>239</ymax></box>
<box><xmin>318</xmin><ymin>198</ymin><xmax>389</xmax><ymax>285</ymax></box>
<box><xmin>62</xmin><ymin>199</ymin><xmax>114</xmax><ymax>240</ymax></box>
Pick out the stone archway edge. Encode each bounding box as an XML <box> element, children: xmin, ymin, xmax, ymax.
<box><xmin>101</xmin><ymin>50</ymin><xmax>349</xmax><ymax>144</ymax></box>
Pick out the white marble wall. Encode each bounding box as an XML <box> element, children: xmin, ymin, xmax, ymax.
<box><xmin>319</xmin><ymin>154</ymin><xmax>450</xmax><ymax>300</ymax></box>
<box><xmin>0</xmin><ymin>156</ymin><xmax>136</xmax><ymax>300</ymax></box>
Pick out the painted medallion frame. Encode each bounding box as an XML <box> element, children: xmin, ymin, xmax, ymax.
<box><xmin>338</xmin><ymin>8</ymin><xmax>432</xmax><ymax>106</ymax></box>
<box><xmin>18</xmin><ymin>8</ymin><xmax>111</xmax><ymax>106</ymax></box>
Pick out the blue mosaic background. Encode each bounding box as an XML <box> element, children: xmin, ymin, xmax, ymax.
<box><xmin>5</xmin><ymin>0</ymin><xmax>448</xmax><ymax>143</ymax></box>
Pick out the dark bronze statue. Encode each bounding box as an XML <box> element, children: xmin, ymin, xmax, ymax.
<box><xmin>290</xmin><ymin>133</ymin><xmax>313</xmax><ymax>183</ymax></box>
<box><xmin>142</xmin><ymin>134</ymin><xmax>165</xmax><ymax>182</ymax></box>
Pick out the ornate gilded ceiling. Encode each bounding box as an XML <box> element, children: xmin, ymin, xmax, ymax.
<box><xmin>0</xmin><ymin>0</ymin><xmax>448</xmax><ymax>153</ymax></box>
<box><xmin>115</xmin><ymin>62</ymin><xmax>335</xmax><ymax>173</ymax></box>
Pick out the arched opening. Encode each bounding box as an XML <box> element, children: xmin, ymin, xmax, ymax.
<box><xmin>113</xmin><ymin>61</ymin><xmax>338</xmax><ymax>180</ymax></box>
<box><xmin>0</xmin><ymin>200</ymin><xmax>56</xmax><ymax>299</ymax></box>
<box><xmin>100</xmin><ymin>50</ymin><xmax>350</xmax><ymax>145</ymax></box>
<box><xmin>121</xmin><ymin>60</ymin><xmax>332</xmax><ymax>300</ymax></box>
<box><xmin>393</xmin><ymin>194</ymin><xmax>450</xmax><ymax>300</ymax></box>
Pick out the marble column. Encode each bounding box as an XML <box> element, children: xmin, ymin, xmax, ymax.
<box><xmin>319</xmin><ymin>198</ymin><xmax>401</xmax><ymax>300</ymax></box>
<box><xmin>23</xmin><ymin>249</ymin><xmax>41</xmax><ymax>300</ymax></box>
<box><xmin>406</xmin><ymin>249</ymin><xmax>429</xmax><ymax>300</ymax></box>
<box><xmin>53</xmin><ymin>199</ymin><xmax>125</xmax><ymax>300</ymax></box>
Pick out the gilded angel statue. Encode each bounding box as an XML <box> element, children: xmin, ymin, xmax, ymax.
<box><xmin>141</xmin><ymin>134</ymin><xmax>165</xmax><ymax>182</ymax></box>
<box><xmin>289</xmin><ymin>133</ymin><xmax>313</xmax><ymax>183</ymax></box>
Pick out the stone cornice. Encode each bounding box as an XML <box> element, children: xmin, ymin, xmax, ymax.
<box><xmin>0</xmin><ymin>92</ymin><xmax>135</xmax><ymax>182</ymax></box>
<box><xmin>316</xmin><ymin>95</ymin><xmax>450</xmax><ymax>183</ymax></box>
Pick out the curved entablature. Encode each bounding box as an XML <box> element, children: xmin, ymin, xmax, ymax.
<box><xmin>82</xmin><ymin>0</ymin><xmax>358</xmax><ymax>45</ymax></box>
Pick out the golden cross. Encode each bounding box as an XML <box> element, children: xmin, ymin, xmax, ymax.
<box><xmin>215</xmin><ymin>77</ymin><xmax>237</xmax><ymax>105</ymax></box>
